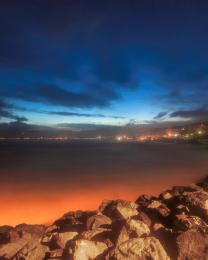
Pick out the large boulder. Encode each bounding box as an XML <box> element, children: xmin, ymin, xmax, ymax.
<box><xmin>173</xmin><ymin>214</ymin><xmax>208</xmax><ymax>232</ymax></box>
<box><xmin>54</xmin><ymin>210</ymin><xmax>95</xmax><ymax>232</ymax></box>
<box><xmin>86</xmin><ymin>214</ymin><xmax>112</xmax><ymax>230</ymax></box>
<box><xmin>176</xmin><ymin>229</ymin><xmax>208</xmax><ymax>260</ymax></box>
<box><xmin>197</xmin><ymin>176</ymin><xmax>208</xmax><ymax>192</ymax></box>
<box><xmin>81</xmin><ymin>228</ymin><xmax>112</xmax><ymax>241</ymax></box>
<box><xmin>55</xmin><ymin>231</ymin><xmax>78</xmax><ymax>248</ymax></box>
<box><xmin>136</xmin><ymin>195</ymin><xmax>158</xmax><ymax>208</ymax></box>
<box><xmin>70</xmin><ymin>239</ymin><xmax>108</xmax><ymax>260</ymax></box>
<box><xmin>99</xmin><ymin>200</ymin><xmax>138</xmax><ymax>220</ymax></box>
<box><xmin>15</xmin><ymin>239</ymin><xmax>48</xmax><ymax>260</ymax></box>
<box><xmin>41</xmin><ymin>230</ymin><xmax>78</xmax><ymax>249</ymax></box>
<box><xmin>126</xmin><ymin>219</ymin><xmax>150</xmax><ymax>237</ymax></box>
<box><xmin>179</xmin><ymin>190</ymin><xmax>208</xmax><ymax>222</ymax></box>
<box><xmin>14</xmin><ymin>224</ymin><xmax>45</xmax><ymax>238</ymax></box>
<box><xmin>112</xmin><ymin>237</ymin><xmax>170</xmax><ymax>260</ymax></box>
<box><xmin>0</xmin><ymin>233</ymin><xmax>32</xmax><ymax>259</ymax></box>
<box><xmin>152</xmin><ymin>223</ymin><xmax>177</xmax><ymax>259</ymax></box>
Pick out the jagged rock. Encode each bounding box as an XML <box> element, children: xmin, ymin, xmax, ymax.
<box><xmin>45</xmin><ymin>224</ymin><xmax>59</xmax><ymax>234</ymax></box>
<box><xmin>1</xmin><ymin>177</ymin><xmax>208</xmax><ymax>260</ymax></box>
<box><xmin>41</xmin><ymin>230</ymin><xmax>78</xmax><ymax>249</ymax></box>
<box><xmin>179</xmin><ymin>190</ymin><xmax>208</xmax><ymax>222</ymax></box>
<box><xmin>14</xmin><ymin>224</ymin><xmax>45</xmax><ymax>238</ymax></box>
<box><xmin>152</xmin><ymin>223</ymin><xmax>177</xmax><ymax>259</ymax></box>
<box><xmin>171</xmin><ymin>185</ymin><xmax>201</xmax><ymax>196</ymax></box>
<box><xmin>54</xmin><ymin>210</ymin><xmax>95</xmax><ymax>232</ymax></box>
<box><xmin>55</xmin><ymin>231</ymin><xmax>78</xmax><ymax>248</ymax></box>
<box><xmin>197</xmin><ymin>176</ymin><xmax>208</xmax><ymax>192</ymax></box>
<box><xmin>147</xmin><ymin>200</ymin><xmax>171</xmax><ymax>218</ymax></box>
<box><xmin>159</xmin><ymin>190</ymin><xmax>173</xmax><ymax>201</ymax></box>
<box><xmin>132</xmin><ymin>212</ymin><xmax>152</xmax><ymax>227</ymax></box>
<box><xmin>15</xmin><ymin>239</ymin><xmax>48</xmax><ymax>260</ymax></box>
<box><xmin>0</xmin><ymin>233</ymin><xmax>32</xmax><ymax>259</ymax></box>
<box><xmin>116</xmin><ymin>225</ymin><xmax>130</xmax><ymax>245</ymax></box>
<box><xmin>0</xmin><ymin>229</ymin><xmax>20</xmax><ymax>245</ymax></box>
<box><xmin>81</xmin><ymin>228</ymin><xmax>112</xmax><ymax>241</ymax></box>
<box><xmin>0</xmin><ymin>224</ymin><xmax>45</xmax><ymax>246</ymax></box>
<box><xmin>45</xmin><ymin>248</ymin><xmax>64</xmax><ymax>259</ymax></box>
<box><xmin>112</xmin><ymin>237</ymin><xmax>170</xmax><ymax>260</ymax></box>
<box><xmin>70</xmin><ymin>239</ymin><xmax>108</xmax><ymax>260</ymax></box>
<box><xmin>135</xmin><ymin>194</ymin><xmax>157</xmax><ymax>208</ymax></box>
<box><xmin>99</xmin><ymin>200</ymin><xmax>138</xmax><ymax>220</ymax></box>
<box><xmin>41</xmin><ymin>232</ymin><xmax>55</xmax><ymax>246</ymax></box>
<box><xmin>0</xmin><ymin>226</ymin><xmax>13</xmax><ymax>245</ymax></box>
<box><xmin>86</xmin><ymin>214</ymin><xmax>112</xmax><ymax>230</ymax></box>
<box><xmin>175</xmin><ymin>204</ymin><xmax>190</xmax><ymax>215</ymax></box>
<box><xmin>126</xmin><ymin>219</ymin><xmax>150</xmax><ymax>237</ymax></box>
<box><xmin>176</xmin><ymin>229</ymin><xmax>208</xmax><ymax>260</ymax></box>
<box><xmin>174</xmin><ymin>214</ymin><xmax>208</xmax><ymax>231</ymax></box>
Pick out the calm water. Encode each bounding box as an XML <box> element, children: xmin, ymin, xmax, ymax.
<box><xmin>0</xmin><ymin>141</ymin><xmax>208</xmax><ymax>225</ymax></box>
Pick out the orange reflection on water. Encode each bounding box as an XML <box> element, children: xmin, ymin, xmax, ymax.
<box><xmin>0</xmin><ymin>172</ymin><xmax>200</xmax><ymax>226</ymax></box>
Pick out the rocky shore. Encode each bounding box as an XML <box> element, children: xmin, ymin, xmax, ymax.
<box><xmin>1</xmin><ymin>177</ymin><xmax>208</xmax><ymax>260</ymax></box>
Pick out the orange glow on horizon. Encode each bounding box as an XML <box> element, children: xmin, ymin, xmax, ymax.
<box><xmin>0</xmin><ymin>171</ymin><xmax>200</xmax><ymax>226</ymax></box>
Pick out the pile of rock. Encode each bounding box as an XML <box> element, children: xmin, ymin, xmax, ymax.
<box><xmin>1</xmin><ymin>176</ymin><xmax>208</xmax><ymax>259</ymax></box>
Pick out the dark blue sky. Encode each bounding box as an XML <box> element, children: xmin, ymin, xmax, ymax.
<box><xmin>0</xmin><ymin>0</ymin><xmax>208</xmax><ymax>128</ymax></box>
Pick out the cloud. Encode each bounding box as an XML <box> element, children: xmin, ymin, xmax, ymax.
<box><xmin>153</xmin><ymin>112</ymin><xmax>167</xmax><ymax>120</ymax></box>
<box><xmin>170</xmin><ymin>107</ymin><xmax>208</xmax><ymax>121</ymax></box>
<box><xmin>0</xmin><ymin>84</ymin><xmax>121</xmax><ymax>108</ymax></box>
<box><xmin>49</xmin><ymin>111</ymin><xmax>124</xmax><ymax>119</ymax></box>
<box><xmin>0</xmin><ymin>99</ymin><xmax>28</xmax><ymax>122</ymax></box>
<box><xmin>12</xmin><ymin>104</ymin><xmax>125</xmax><ymax>119</ymax></box>
<box><xmin>0</xmin><ymin>0</ymin><xmax>208</xmax><ymax>121</ymax></box>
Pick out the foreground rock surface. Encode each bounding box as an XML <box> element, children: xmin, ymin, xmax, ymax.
<box><xmin>1</xmin><ymin>176</ymin><xmax>208</xmax><ymax>259</ymax></box>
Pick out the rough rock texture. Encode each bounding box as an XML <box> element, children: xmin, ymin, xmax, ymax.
<box><xmin>112</xmin><ymin>237</ymin><xmax>170</xmax><ymax>260</ymax></box>
<box><xmin>1</xmin><ymin>177</ymin><xmax>208</xmax><ymax>259</ymax></box>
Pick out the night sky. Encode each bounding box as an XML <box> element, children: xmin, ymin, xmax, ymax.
<box><xmin>0</xmin><ymin>0</ymin><xmax>208</xmax><ymax>130</ymax></box>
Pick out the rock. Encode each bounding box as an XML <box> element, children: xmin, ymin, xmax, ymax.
<box><xmin>126</xmin><ymin>219</ymin><xmax>150</xmax><ymax>237</ymax></box>
<box><xmin>0</xmin><ymin>226</ymin><xmax>13</xmax><ymax>245</ymax></box>
<box><xmin>41</xmin><ymin>232</ymin><xmax>55</xmax><ymax>247</ymax></box>
<box><xmin>147</xmin><ymin>200</ymin><xmax>171</xmax><ymax>218</ymax></box>
<box><xmin>174</xmin><ymin>214</ymin><xmax>208</xmax><ymax>231</ymax></box>
<box><xmin>45</xmin><ymin>248</ymin><xmax>64</xmax><ymax>259</ymax></box>
<box><xmin>54</xmin><ymin>210</ymin><xmax>95</xmax><ymax>232</ymax></box>
<box><xmin>55</xmin><ymin>231</ymin><xmax>78</xmax><ymax>248</ymax></box>
<box><xmin>99</xmin><ymin>200</ymin><xmax>138</xmax><ymax>220</ymax></box>
<box><xmin>113</xmin><ymin>237</ymin><xmax>170</xmax><ymax>260</ymax></box>
<box><xmin>179</xmin><ymin>190</ymin><xmax>208</xmax><ymax>221</ymax></box>
<box><xmin>135</xmin><ymin>194</ymin><xmax>157</xmax><ymax>208</ymax></box>
<box><xmin>159</xmin><ymin>190</ymin><xmax>173</xmax><ymax>201</ymax></box>
<box><xmin>1</xmin><ymin>177</ymin><xmax>208</xmax><ymax>260</ymax></box>
<box><xmin>175</xmin><ymin>204</ymin><xmax>190</xmax><ymax>215</ymax></box>
<box><xmin>0</xmin><ymin>233</ymin><xmax>32</xmax><ymax>259</ymax></box>
<box><xmin>86</xmin><ymin>214</ymin><xmax>112</xmax><ymax>230</ymax></box>
<box><xmin>132</xmin><ymin>212</ymin><xmax>152</xmax><ymax>227</ymax></box>
<box><xmin>41</xmin><ymin>230</ymin><xmax>78</xmax><ymax>249</ymax></box>
<box><xmin>197</xmin><ymin>176</ymin><xmax>208</xmax><ymax>192</ymax></box>
<box><xmin>15</xmin><ymin>239</ymin><xmax>48</xmax><ymax>260</ymax></box>
<box><xmin>0</xmin><ymin>229</ymin><xmax>20</xmax><ymax>245</ymax></box>
<box><xmin>14</xmin><ymin>224</ymin><xmax>45</xmax><ymax>238</ymax></box>
<box><xmin>116</xmin><ymin>225</ymin><xmax>130</xmax><ymax>245</ymax></box>
<box><xmin>71</xmin><ymin>239</ymin><xmax>108</xmax><ymax>260</ymax></box>
<box><xmin>176</xmin><ymin>229</ymin><xmax>208</xmax><ymax>260</ymax></box>
<box><xmin>81</xmin><ymin>228</ymin><xmax>111</xmax><ymax>241</ymax></box>
<box><xmin>45</xmin><ymin>224</ymin><xmax>59</xmax><ymax>234</ymax></box>
<box><xmin>152</xmin><ymin>223</ymin><xmax>177</xmax><ymax>259</ymax></box>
